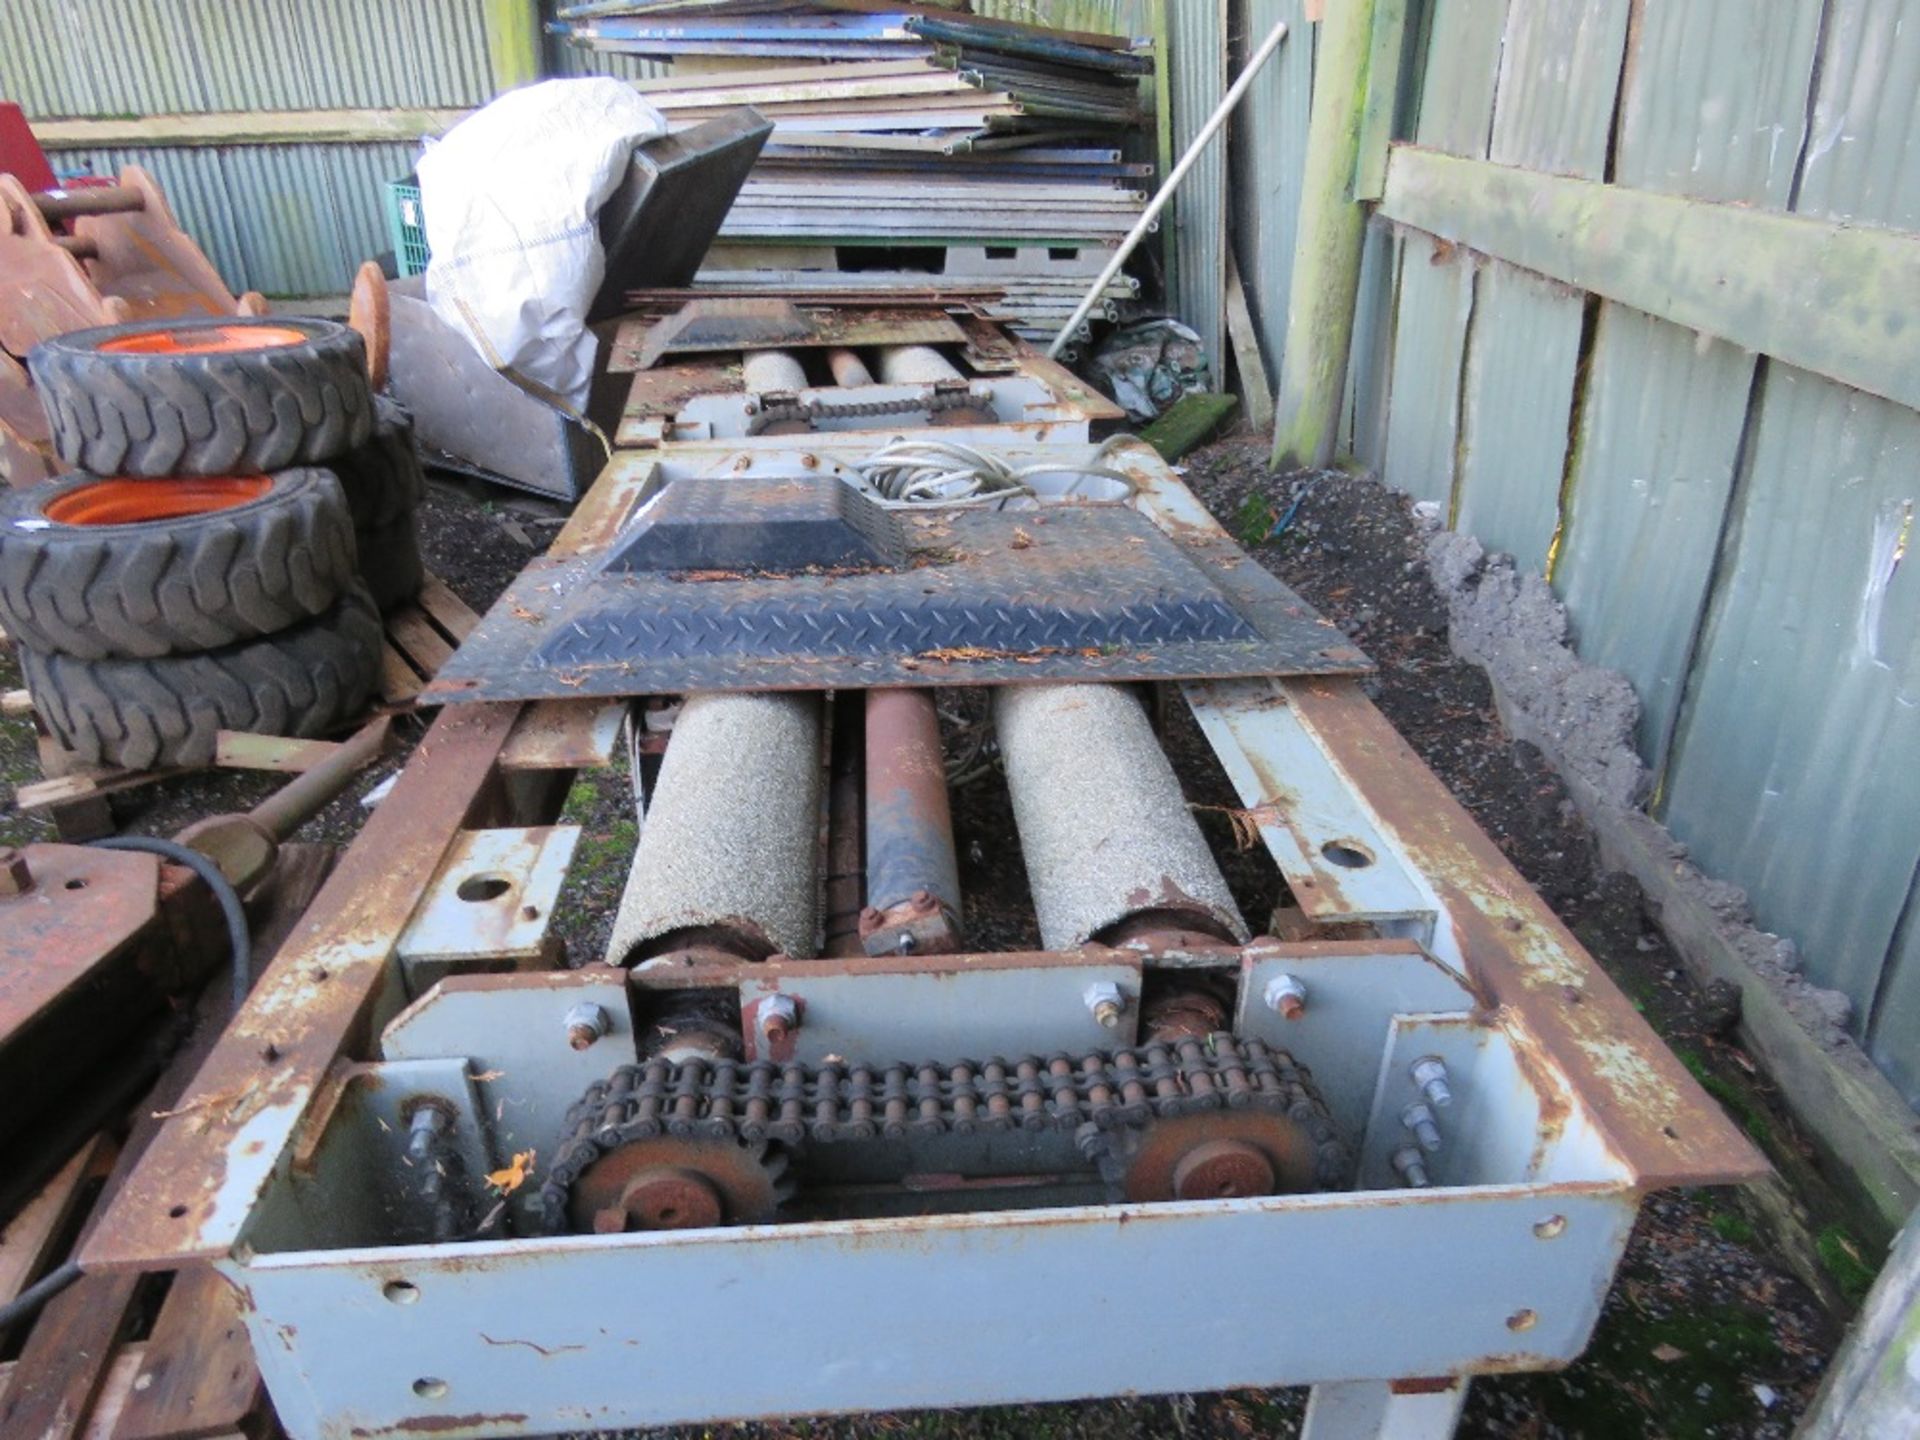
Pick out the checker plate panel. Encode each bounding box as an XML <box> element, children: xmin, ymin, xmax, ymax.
<box><xmin>426</xmin><ymin>480</ymin><xmax>1367</xmax><ymax>702</ymax></box>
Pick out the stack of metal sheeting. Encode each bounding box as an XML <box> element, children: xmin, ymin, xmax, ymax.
<box><xmin>550</xmin><ymin>2</ymin><xmax>1152</xmax><ymax>342</ymax></box>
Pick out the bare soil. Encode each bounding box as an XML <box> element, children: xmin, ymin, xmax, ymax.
<box><xmin>0</xmin><ymin>438</ymin><xmax>1841</xmax><ymax>1439</ymax></box>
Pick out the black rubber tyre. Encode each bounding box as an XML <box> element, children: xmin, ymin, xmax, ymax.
<box><xmin>0</xmin><ymin>468</ymin><xmax>358</xmax><ymax>660</ymax></box>
<box><xmin>355</xmin><ymin>509</ymin><xmax>425</xmax><ymax>611</ymax></box>
<box><xmin>331</xmin><ymin>397</ymin><xmax>426</xmax><ymax>530</ymax></box>
<box><xmin>21</xmin><ymin>582</ymin><xmax>383</xmax><ymax>770</ymax></box>
<box><xmin>30</xmin><ymin>317</ymin><xmax>374</xmax><ymax>477</ymax></box>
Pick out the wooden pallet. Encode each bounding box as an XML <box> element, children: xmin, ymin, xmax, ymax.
<box><xmin>2</xmin><ymin>573</ymin><xmax>481</xmax><ymax>836</ymax></box>
<box><xmin>0</xmin><ymin>845</ymin><xmax>334</xmax><ymax>1440</ymax></box>
<box><xmin>378</xmin><ymin>572</ymin><xmax>480</xmax><ymax>706</ymax></box>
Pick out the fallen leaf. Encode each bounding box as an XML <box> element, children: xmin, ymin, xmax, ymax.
<box><xmin>488</xmin><ymin>1149</ymin><xmax>536</xmax><ymax>1194</ymax></box>
<box><xmin>1651</xmin><ymin>1343</ymin><xmax>1687</xmax><ymax>1363</ymax></box>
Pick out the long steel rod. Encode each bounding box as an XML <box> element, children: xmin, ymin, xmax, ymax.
<box><xmin>1046</xmin><ymin>18</ymin><xmax>1290</xmax><ymax>359</ymax></box>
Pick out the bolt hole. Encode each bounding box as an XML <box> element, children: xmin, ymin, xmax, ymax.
<box><xmin>1533</xmin><ymin>1215</ymin><xmax>1566</xmax><ymax>1240</ymax></box>
<box><xmin>383</xmin><ymin>1280</ymin><xmax>421</xmax><ymax>1305</ymax></box>
<box><xmin>456</xmin><ymin>873</ymin><xmax>513</xmax><ymax>903</ymax></box>
<box><xmin>167</xmin><ymin>1203</ymin><xmax>187</xmax><ymax>1219</ymax></box>
<box><xmin>1320</xmin><ymin>840</ymin><xmax>1374</xmax><ymax>869</ymax></box>
<box><xmin>1506</xmin><ymin>1309</ymin><xmax>1538</xmax><ymax>1333</ymax></box>
<box><xmin>413</xmin><ymin>1377</ymin><xmax>449</xmax><ymax>1400</ymax></box>
<box><xmin>659</xmin><ymin>1207</ymin><xmax>678</xmax><ymax>1222</ymax></box>
<box><xmin>65</xmin><ymin>877</ymin><xmax>88</xmax><ymax>890</ymax></box>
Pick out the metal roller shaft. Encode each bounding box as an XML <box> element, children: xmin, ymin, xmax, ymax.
<box><xmin>994</xmin><ymin>684</ymin><xmax>1248</xmax><ymax>950</ymax></box>
<box><xmin>860</xmin><ymin>688</ymin><xmax>963</xmax><ymax>955</ymax></box>
<box><xmin>609</xmin><ymin>692</ymin><xmax>823</xmax><ymax>965</ymax></box>
<box><xmin>826</xmin><ymin>347</ymin><xmax>874</xmax><ymax>387</ymax></box>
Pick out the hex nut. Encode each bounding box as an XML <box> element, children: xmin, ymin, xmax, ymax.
<box><xmin>1083</xmin><ymin>980</ymin><xmax>1126</xmax><ymax>1030</ymax></box>
<box><xmin>564</xmin><ymin>1002</ymin><xmax>612</xmax><ymax>1051</ymax></box>
<box><xmin>758</xmin><ymin>993</ymin><xmax>800</xmax><ymax>1044</ymax></box>
<box><xmin>1263</xmin><ymin>973</ymin><xmax>1308</xmax><ymax>1020</ymax></box>
<box><xmin>1410</xmin><ymin>1055</ymin><xmax>1453</xmax><ymax>1108</ymax></box>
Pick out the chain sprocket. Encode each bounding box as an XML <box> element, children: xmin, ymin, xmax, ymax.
<box><xmin>540</xmin><ymin>1033</ymin><xmax>1346</xmax><ymax>1234</ymax></box>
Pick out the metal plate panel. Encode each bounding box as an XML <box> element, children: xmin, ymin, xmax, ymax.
<box><xmin>1486</xmin><ymin>0</ymin><xmax>1631</xmax><ymax>179</ymax></box>
<box><xmin>398</xmin><ymin>827</ymin><xmax>582</xmax><ymax>965</ymax></box>
<box><xmin>1183</xmin><ymin>677</ymin><xmax>1435</xmax><ymax>931</ymax></box>
<box><xmin>1235</xmin><ymin>945</ymin><xmax>1473</xmax><ymax>1145</ymax></box>
<box><xmin>1662</xmin><ymin>369</ymin><xmax>1920</xmax><ymax>1025</ymax></box>
<box><xmin>738</xmin><ymin>955</ymin><xmax>1142</xmax><ymax>1066</ymax></box>
<box><xmin>429</xmin><ymin>471</ymin><xmax>1369</xmax><ymax>703</ymax></box>
<box><xmin>1452</xmin><ymin>263</ymin><xmax>1583</xmax><ymax>575</ymax></box>
<box><xmin>1380</xmin><ymin>231</ymin><xmax>1473</xmax><ymax>508</ymax></box>
<box><xmin>1553</xmin><ymin>309</ymin><xmax>1753</xmax><ymax>764</ymax></box>
<box><xmin>1794</xmin><ymin>0</ymin><xmax>1920</xmax><ymax>230</ymax></box>
<box><xmin>381</xmin><ymin>973</ymin><xmax>637</xmax><ymax>1230</ymax></box>
<box><xmin>232</xmin><ymin>1184</ymin><xmax>1637</xmax><ymax>1439</ymax></box>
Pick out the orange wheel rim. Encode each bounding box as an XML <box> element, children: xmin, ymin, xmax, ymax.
<box><xmin>97</xmin><ymin>323</ymin><xmax>308</xmax><ymax>356</ymax></box>
<box><xmin>43</xmin><ymin>475</ymin><xmax>271</xmax><ymax>526</ymax></box>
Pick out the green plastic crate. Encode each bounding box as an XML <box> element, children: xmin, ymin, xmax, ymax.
<box><xmin>384</xmin><ymin>176</ymin><xmax>430</xmax><ymax>278</ymax></box>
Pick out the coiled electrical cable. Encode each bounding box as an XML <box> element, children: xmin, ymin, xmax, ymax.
<box><xmin>846</xmin><ymin>434</ymin><xmax>1138</xmax><ymax>509</ymax></box>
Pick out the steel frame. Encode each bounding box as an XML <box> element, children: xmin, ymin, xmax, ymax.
<box><xmin>81</xmin><ymin>342</ymin><xmax>1760</xmax><ymax>1440</ymax></box>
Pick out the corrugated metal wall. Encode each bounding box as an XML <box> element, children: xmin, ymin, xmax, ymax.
<box><xmin>1</xmin><ymin>0</ymin><xmax>1229</xmax><ymax>327</ymax></box>
<box><xmin>0</xmin><ymin>0</ymin><xmax>497</xmax><ymax>295</ymax></box>
<box><xmin>1365</xmin><ymin>0</ymin><xmax>1920</xmax><ymax>1106</ymax></box>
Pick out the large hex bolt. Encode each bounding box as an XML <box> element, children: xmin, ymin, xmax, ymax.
<box><xmin>1391</xmin><ymin>1146</ymin><xmax>1432</xmax><ymax>1188</ymax></box>
<box><xmin>757</xmin><ymin>994</ymin><xmax>801</xmax><ymax>1046</ymax></box>
<box><xmin>1411</xmin><ymin>1055</ymin><xmax>1453</xmax><ymax>1109</ymax></box>
<box><xmin>1264</xmin><ymin>973</ymin><xmax>1308</xmax><ymax>1020</ymax></box>
<box><xmin>1402</xmin><ymin>1102</ymin><xmax>1443</xmax><ymax>1154</ymax></box>
<box><xmin>564</xmin><ymin>1003</ymin><xmax>611</xmax><ymax>1051</ymax></box>
<box><xmin>1083</xmin><ymin>980</ymin><xmax>1126</xmax><ymax>1030</ymax></box>
<box><xmin>0</xmin><ymin>847</ymin><xmax>32</xmax><ymax>896</ymax></box>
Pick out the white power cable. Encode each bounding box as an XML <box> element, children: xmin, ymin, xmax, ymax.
<box><xmin>847</xmin><ymin>435</ymin><xmax>1138</xmax><ymax>509</ymax></box>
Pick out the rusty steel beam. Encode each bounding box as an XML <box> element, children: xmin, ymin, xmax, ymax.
<box><xmin>77</xmin><ymin>701</ymin><xmax>523</xmax><ymax>1272</ymax></box>
<box><xmin>859</xmin><ymin>688</ymin><xmax>963</xmax><ymax>956</ymax></box>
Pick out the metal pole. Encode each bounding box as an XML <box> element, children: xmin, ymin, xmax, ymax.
<box><xmin>1047</xmin><ymin>17</ymin><xmax>1290</xmax><ymax>361</ymax></box>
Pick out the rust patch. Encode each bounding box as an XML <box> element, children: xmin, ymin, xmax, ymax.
<box><xmin>350</xmin><ymin>1415</ymin><xmax>530</xmax><ymax>1438</ymax></box>
<box><xmin>81</xmin><ymin>703</ymin><xmax>525</xmax><ymax>1274</ymax></box>
<box><xmin>1390</xmin><ymin>1375</ymin><xmax>1463</xmax><ymax>1395</ymax></box>
<box><xmin>1285</xmin><ymin>678</ymin><xmax>1766</xmax><ymax>1190</ymax></box>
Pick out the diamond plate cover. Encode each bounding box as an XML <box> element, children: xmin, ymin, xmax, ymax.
<box><xmin>426</xmin><ymin>479</ymin><xmax>1368</xmax><ymax>702</ymax></box>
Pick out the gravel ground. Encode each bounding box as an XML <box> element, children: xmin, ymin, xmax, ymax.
<box><xmin>0</xmin><ymin>437</ymin><xmax>1842</xmax><ymax>1438</ymax></box>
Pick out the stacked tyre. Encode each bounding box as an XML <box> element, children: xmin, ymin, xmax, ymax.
<box><xmin>2</xmin><ymin>317</ymin><xmax>426</xmax><ymax>770</ymax></box>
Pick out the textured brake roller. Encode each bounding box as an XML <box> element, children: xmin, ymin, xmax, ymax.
<box><xmin>875</xmin><ymin>345</ymin><xmax>993</xmax><ymax>427</ymax></box>
<box><xmin>608</xmin><ymin>692</ymin><xmax>824</xmax><ymax>965</ymax></box>
<box><xmin>742</xmin><ymin>349</ymin><xmax>813</xmax><ymax>435</ymax></box>
<box><xmin>540</xmin><ymin>1036</ymin><xmax>1348</xmax><ymax>1233</ymax></box>
<box><xmin>994</xmin><ymin>684</ymin><xmax>1249</xmax><ymax>949</ymax></box>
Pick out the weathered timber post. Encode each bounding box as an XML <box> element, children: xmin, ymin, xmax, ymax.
<box><xmin>1271</xmin><ymin>0</ymin><xmax>1377</xmax><ymax>471</ymax></box>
